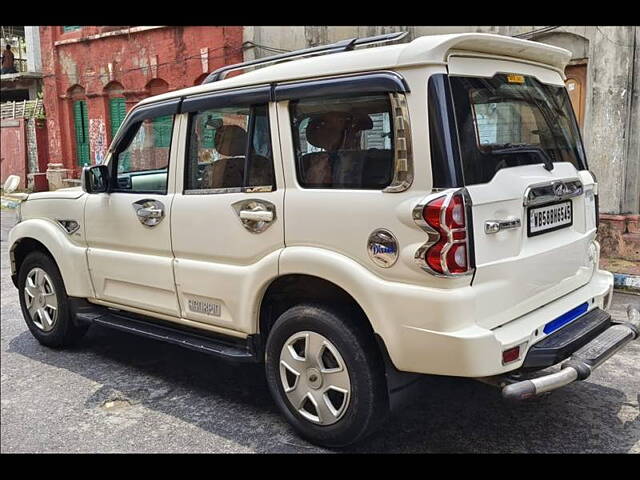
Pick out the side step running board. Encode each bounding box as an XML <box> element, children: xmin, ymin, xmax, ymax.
<box><xmin>71</xmin><ymin>299</ymin><xmax>259</xmax><ymax>362</ymax></box>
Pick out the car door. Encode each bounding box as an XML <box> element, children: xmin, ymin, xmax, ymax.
<box><xmin>443</xmin><ymin>57</ymin><xmax>597</xmax><ymax>329</ymax></box>
<box><xmin>170</xmin><ymin>88</ymin><xmax>285</xmax><ymax>334</ymax></box>
<box><xmin>84</xmin><ymin>100</ymin><xmax>181</xmax><ymax>317</ymax></box>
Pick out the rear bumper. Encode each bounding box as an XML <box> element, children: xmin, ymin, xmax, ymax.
<box><xmin>385</xmin><ymin>269</ymin><xmax>614</xmax><ymax>377</ymax></box>
<box><xmin>501</xmin><ymin>307</ymin><xmax>639</xmax><ymax>400</ymax></box>
<box><xmin>520</xmin><ymin>307</ymin><xmax>611</xmax><ymax>369</ymax></box>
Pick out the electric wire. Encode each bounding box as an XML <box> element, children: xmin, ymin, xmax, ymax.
<box><xmin>595</xmin><ymin>26</ymin><xmax>635</xmax><ymax>48</ymax></box>
<box><xmin>513</xmin><ymin>26</ymin><xmax>561</xmax><ymax>39</ymax></box>
<box><xmin>35</xmin><ymin>45</ymin><xmax>245</xmax><ymax>83</ymax></box>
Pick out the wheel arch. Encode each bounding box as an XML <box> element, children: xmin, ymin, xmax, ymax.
<box><xmin>258</xmin><ymin>274</ymin><xmax>374</xmax><ymax>340</ymax></box>
<box><xmin>10</xmin><ymin>236</ymin><xmax>56</xmax><ymax>287</ymax></box>
<box><xmin>9</xmin><ymin>219</ymin><xmax>94</xmax><ymax>298</ymax></box>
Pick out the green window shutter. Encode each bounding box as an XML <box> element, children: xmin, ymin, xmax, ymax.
<box><xmin>152</xmin><ymin>115</ymin><xmax>173</xmax><ymax>148</ymax></box>
<box><xmin>201</xmin><ymin>113</ymin><xmax>220</xmax><ymax>149</ymax></box>
<box><xmin>202</xmin><ymin>125</ymin><xmax>215</xmax><ymax>148</ymax></box>
<box><xmin>73</xmin><ymin>100</ymin><xmax>90</xmax><ymax>167</ymax></box>
<box><xmin>109</xmin><ymin>97</ymin><xmax>127</xmax><ymax>138</ymax></box>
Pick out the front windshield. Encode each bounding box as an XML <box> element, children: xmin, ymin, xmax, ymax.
<box><xmin>449</xmin><ymin>74</ymin><xmax>587</xmax><ymax>184</ymax></box>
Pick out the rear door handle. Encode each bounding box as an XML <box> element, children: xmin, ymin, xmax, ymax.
<box><xmin>239</xmin><ymin>209</ymin><xmax>273</xmax><ymax>222</ymax></box>
<box><xmin>232</xmin><ymin>199</ymin><xmax>276</xmax><ymax>233</ymax></box>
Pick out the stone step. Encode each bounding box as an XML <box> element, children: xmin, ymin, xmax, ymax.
<box><xmin>597</xmin><ymin>214</ymin><xmax>640</xmax><ymax>262</ymax></box>
<box><xmin>621</xmin><ymin>233</ymin><xmax>640</xmax><ymax>260</ymax></box>
<box><xmin>600</xmin><ymin>257</ymin><xmax>640</xmax><ymax>276</ymax></box>
<box><xmin>62</xmin><ymin>178</ymin><xmax>82</xmax><ymax>186</ymax></box>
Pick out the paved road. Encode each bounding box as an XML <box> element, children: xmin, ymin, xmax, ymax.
<box><xmin>1</xmin><ymin>209</ymin><xmax>638</xmax><ymax>453</ymax></box>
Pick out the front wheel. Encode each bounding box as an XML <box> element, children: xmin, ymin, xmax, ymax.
<box><xmin>265</xmin><ymin>304</ymin><xmax>389</xmax><ymax>447</ymax></box>
<box><xmin>17</xmin><ymin>251</ymin><xmax>88</xmax><ymax>348</ymax></box>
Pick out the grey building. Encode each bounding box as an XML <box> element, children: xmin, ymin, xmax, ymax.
<box><xmin>243</xmin><ymin>26</ymin><xmax>639</xmax><ymax>218</ymax></box>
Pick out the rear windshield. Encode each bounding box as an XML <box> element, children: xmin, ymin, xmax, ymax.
<box><xmin>448</xmin><ymin>74</ymin><xmax>587</xmax><ymax>185</ymax></box>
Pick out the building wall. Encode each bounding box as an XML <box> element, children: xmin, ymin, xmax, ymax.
<box><xmin>244</xmin><ymin>26</ymin><xmax>639</xmax><ymax>215</ymax></box>
<box><xmin>24</xmin><ymin>26</ymin><xmax>42</xmax><ymax>73</ymax></box>
<box><xmin>39</xmin><ymin>26</ymin><xmax>244</xmax><ymax>176</ymax></box>
<box><xmin>0</xmin><ymin>116</ymin><xmax>49</xmax><ymax>191</ymax></box>
<box><xmin>1</xmin><ymin>119</ymin><xmax>28</xmax><ymax>187</ymax></box>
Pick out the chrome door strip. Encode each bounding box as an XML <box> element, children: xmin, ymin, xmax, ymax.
<box><xmin>484</xmin><ymin>218</ymin><xmax>521</xmax><ymax>234</ymax></box>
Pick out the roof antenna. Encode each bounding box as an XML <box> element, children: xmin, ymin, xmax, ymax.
<box><xmin>342</xmin><ymin>38</ymin><xmax>358</xmax><ymax>51</ymax></box>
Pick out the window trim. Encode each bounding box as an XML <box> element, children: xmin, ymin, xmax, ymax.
<box><xmin>182</xmin><ymin>103</ymin><xmax>276</xmax><ymax>195</ymax></box>
<box><xmin>427</xmin><ymin>73</ymin><xmax>464</xmax><ymax>189</ymax></box>
<box><xmin>274</xmin><ymin>71</ymin><xmax>409</xmax><ymax>101</ymax></box>
<box><xmin>181</xmin><ymin>85</ymin><xmax>271</xmax><ymax>114</ymax></box>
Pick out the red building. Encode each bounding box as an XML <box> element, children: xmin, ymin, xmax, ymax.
<box><xmin>39</xmin><ymin>26</ymin><xmax>243</xmax><ymax>178</ymax></box>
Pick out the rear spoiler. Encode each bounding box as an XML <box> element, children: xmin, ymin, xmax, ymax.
<box><xmin>398</xmin><ymin>33</ymin><xmax>572</xmax><ymax>74</ymax></box>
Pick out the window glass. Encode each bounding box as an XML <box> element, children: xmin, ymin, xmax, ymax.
<box><xmin>449</xmin><ymin>74</ymin><xmax>586</xmax><ymax>185</ymax></box>
<box><xmin>185</xmin><ymin>104</ymin><xmax>274</xmax><ymax>191</ymax></box>
<box><xmin>289</xmin><ymin>94</ymin><xmax>394</xmax><ymax>189</ymax></box>
<box><xmin>114</xmin><ymin>115</ymin><xmax>174</xmax><ymax>193</ymax></box>
<box><xmin>473</xmin><ymin>100</ymin><xmax>541</xmax><ymax>146</ymax></box>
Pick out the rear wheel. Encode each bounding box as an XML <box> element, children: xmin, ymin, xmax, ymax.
<box><xmin>265</xmin><ymin>304</ymin><xmax>389</xmax><ymax>447</ymax></box>
<box><xmin>18</xmin><ymin>251</ymin><xmax>88</xmax><ymax>348</ymax></box>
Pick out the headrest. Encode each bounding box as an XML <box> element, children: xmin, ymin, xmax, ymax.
<box><xmin>305</xmin><ymin>112</ymin><xmax>373</xmax><ymax>151</ymax></box>
<box><xmin>214</xmin><ymin>125</ymin><xmax>248</xmax><ymax>157</ymax></box>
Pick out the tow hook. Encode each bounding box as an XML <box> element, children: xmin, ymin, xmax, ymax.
<box><xmin>501</xmin><ymin>305</ymin><xmax>639</xmax><ymax>401</ymax></box>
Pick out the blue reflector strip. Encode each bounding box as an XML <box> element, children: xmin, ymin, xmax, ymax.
<box><xmin>543</xmin><ymin>302</ymin><xmax>589</xmax><ymax>335</ymax></box>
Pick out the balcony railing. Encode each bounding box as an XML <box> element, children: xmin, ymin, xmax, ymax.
<box><xmin>14</xmin><ymin>58</ymin><xmax>27</xmax><ymax>73</ymax></box>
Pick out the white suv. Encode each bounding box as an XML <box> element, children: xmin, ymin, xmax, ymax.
<box><xmin>8</xmin><ymin>32</ymin><xmax>639</xmax><ymax>447</ymax></box>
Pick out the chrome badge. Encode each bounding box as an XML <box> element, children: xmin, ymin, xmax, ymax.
<box><xmin>552</xmin><ymin>181</ymin><xmax>566</xmax><ymax>197</ymax></box>
<box><xmin>187</xmin><ymin>297</ymin><xmax>221</xmax><ymax>317</ymax></box>
<box><xmin>367</xmin><ymin>229</ymin><xmax>399</xmax><ymax>268</ymax></box>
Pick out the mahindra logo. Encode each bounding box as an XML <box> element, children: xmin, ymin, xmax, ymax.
<box><xmin>553</xmin><ymin>181</ymin><xmax>566</xmax><ymax>197</ymax></box>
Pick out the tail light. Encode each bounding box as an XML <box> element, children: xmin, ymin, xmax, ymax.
<box><xmin>414</xmin><ymin>189</ymin><xmax>474</xmax><ymax>277</ymax></box>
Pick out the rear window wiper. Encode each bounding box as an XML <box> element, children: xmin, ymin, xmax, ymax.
<box><xmin>489</xmin><ymin>143</ymin><xmax>555</xmax><ymax>172</ymax></box>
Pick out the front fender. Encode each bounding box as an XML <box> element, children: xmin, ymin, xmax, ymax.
<box><xmin>8</xmin><ymin>218</ymin><xmax>95</xmax><ymax>298</ymax></box>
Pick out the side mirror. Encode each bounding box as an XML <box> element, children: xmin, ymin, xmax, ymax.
<box><xmin>82</xmin><ymin>165</ymin><xmax>110</xmax><ymax>194</ymax></box>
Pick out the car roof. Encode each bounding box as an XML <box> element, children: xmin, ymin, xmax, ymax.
<box><xmin>138</xmin><ymin>33</ymin><xmax>571</xmax><ymax>107</ymax></box>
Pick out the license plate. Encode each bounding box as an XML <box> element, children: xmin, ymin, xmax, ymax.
<box><xmin>528</xmin><ymin>200</ymin><xmax>573</xmax><ymax>237</ymax></box>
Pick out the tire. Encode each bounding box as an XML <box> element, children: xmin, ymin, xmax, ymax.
<box><xmin>265</xmin><ymin>304</ymin><xmax>389</xmax><ymax>448</ymax></box>
<box><xmin>17</xmin><ymin>251</ymin><xmax>88</xmax><ymax>348</ymax></box>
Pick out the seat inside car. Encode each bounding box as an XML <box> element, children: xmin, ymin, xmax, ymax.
<box><xmin>201</xmin><ymin>125</ymin><xmax>246</xmax><ymax>189</ymax></box>
<box><xmin>301</xmin><ymin>111</ymin><xmax>393</xmax><ymax>188</ymax></box>
<box><xmin>201</xmin><ymin>124</ymin><xmax>274</xmax><ymax>189</ymax></box>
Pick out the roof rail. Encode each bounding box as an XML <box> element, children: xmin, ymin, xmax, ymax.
<box><xmin>202</xmin><ymin>31</ymin><xmax>408</xmax><ymax>84</ymax></box>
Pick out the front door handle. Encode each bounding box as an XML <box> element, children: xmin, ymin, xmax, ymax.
<box><xmin>232</xmin><ymin>199</ymin><xmax>276</xmax><ymax>233</ymax></box>
<box><xmin>132</xmin><ymin>199</ymin><xmax>165</xmax><ymax>227</ymax></box>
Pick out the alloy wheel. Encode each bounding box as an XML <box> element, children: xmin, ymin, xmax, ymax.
<box><xmin>279</xmin><ymin>331</ymin><xmax>351</xmax><ymax>425</ymax></box>
<box><xmin>24</xmin><ymin>267</ymin><xmax>58</xmax><ymax>332</ymax></box>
